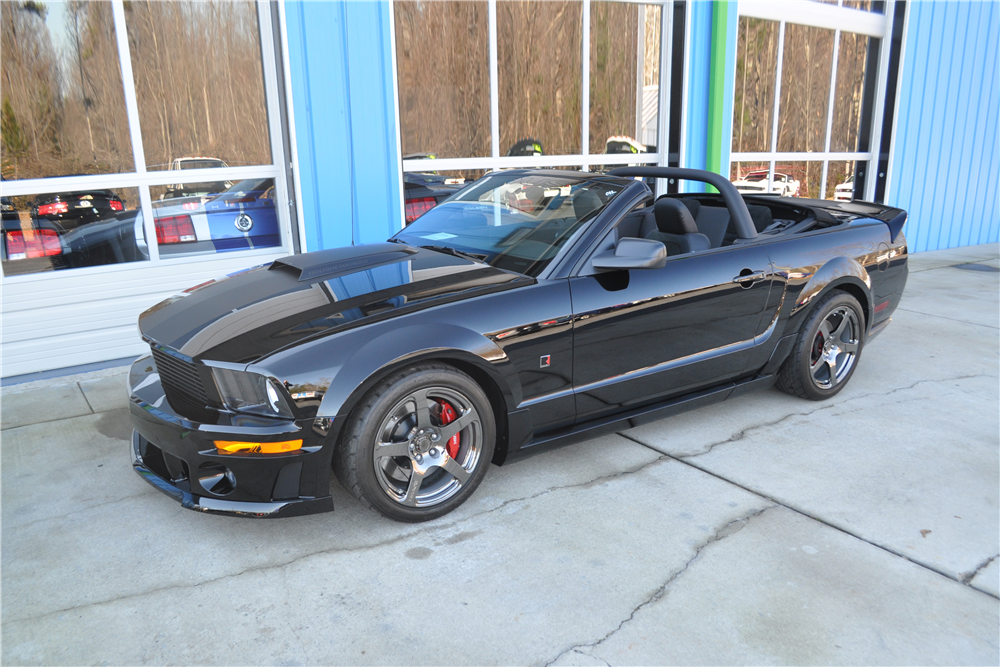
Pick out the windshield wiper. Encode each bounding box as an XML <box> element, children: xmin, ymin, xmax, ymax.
<box><xmin>417</xmin><ymin>245</ymin><xmax>488</xmax><ymax>263</ymax></box>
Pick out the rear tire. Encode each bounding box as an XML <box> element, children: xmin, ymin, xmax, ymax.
<box><xmin>776</xmin><ymin>292</ymin><xmax>865</xmax><ymax>401</ymax></box>
<box><xmin>333</xmin><ymin>363</ymin><xmax>495</xmax><ymax>522</ymax></box>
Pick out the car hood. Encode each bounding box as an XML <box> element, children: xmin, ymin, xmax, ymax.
<box><xmin>139</xmin><ymin>243</ymin><xmax>531</xmax><ymax>364</ymax></box>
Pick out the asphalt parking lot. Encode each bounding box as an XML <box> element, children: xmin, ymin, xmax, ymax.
<box><xmin>2</xmin><ymin>243</ymin><xmax>998</xmax><ymax>665</ymax></box>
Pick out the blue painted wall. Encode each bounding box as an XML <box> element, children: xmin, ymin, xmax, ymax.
<box><xmin>682</xmin><ymin>0</ymin><xmax>713</xmax><ymax>192</ymax></box>
<box><xmin>284</xmin><ymin>1</ymin><xmax>402</xmax><ymax>250</ymax></box>
<box><xmin>683</xmin><ymin>1</ymin><xmax>737</xmax><ymax>193</ymax></box>
<box><xmin>887</xmin><ymin>1</ymin><xmax>999</xmax><ymax>252</ymax></box>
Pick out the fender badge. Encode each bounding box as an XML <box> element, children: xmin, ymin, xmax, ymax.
<box><xmin>540</xmin><ymin>355</ymin><xmax>551</xmax><ymax>368</ymax></box>
<box><xmin>235</xmin><ymin>213</ymin><xmax>253</xmax><ymax>232</ymax></box>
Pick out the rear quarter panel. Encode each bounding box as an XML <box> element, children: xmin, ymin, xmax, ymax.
<box><xmin>759</xmin><ymin>218</ymin><xmax>908</xmax><ymax>353</ymax></box>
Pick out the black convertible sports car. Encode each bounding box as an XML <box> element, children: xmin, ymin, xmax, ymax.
<box><xmin>128</xmin><ymin>167</ymin><xmax>908</xmax><ymax>521</ymax></box>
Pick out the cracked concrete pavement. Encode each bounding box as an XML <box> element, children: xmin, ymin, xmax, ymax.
<box><xmin>2</xmin><ymin>243</ymin><xmax>998</xmax><ymax>665</ymax></box>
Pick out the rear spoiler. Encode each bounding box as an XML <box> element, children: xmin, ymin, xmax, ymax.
<box><xmin>776</xmin><ymin>198</ymin><xmax>907</xmax><ymax>243</ymax></box>
<box><xmin>882</xmin><ymin>210</ymin><xmax>907</xmax><ymax>243</ymax></box>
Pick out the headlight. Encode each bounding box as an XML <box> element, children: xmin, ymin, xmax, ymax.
<box><xmin>212</xmin><ymin>368</ymin><xmax>294</xmax><ymax>418</ymax></box>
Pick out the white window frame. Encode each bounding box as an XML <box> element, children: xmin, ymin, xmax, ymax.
<box><xmin>398</xmin><ymin>0</ymin><xmax>678</xmax><ymax>196</ymax></box>
<box><xmin>0</xmin><ymin>0</ymin><xmax>294</xmax><ymax>285</ymax></box>
<box><xmin>730</xmin><ymin>0</ymin><xmax>895</xmax><ymax>202</ymax></box>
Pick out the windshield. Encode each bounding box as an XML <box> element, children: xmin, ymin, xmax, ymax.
<box><xmin>392</xmin><ymin>172</ymin><xmax>625</xmax><ymax>277</ymax></box>
<box><xmin>744</xmin><ymin>172</ymin><xmax>768</xmax><ymax>182</ymax></box>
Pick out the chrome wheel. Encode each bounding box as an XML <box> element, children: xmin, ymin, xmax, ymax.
<box><xmin>372</xmin><ymin>386</ymin><xmax>483</xmax><ymax>508</ymax></box>
<box><xmin>809</xmin><ymin>306</ymin><xmax>860</xmax><ymax>390</ymax></box>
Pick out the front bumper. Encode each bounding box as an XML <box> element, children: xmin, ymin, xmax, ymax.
<box><xmin>128</xmin><ymin>355</ymin><xmax>334</xmax><ymax>518</ymax></box>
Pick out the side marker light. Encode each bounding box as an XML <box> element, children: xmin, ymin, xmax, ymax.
<box><xmin>215</xmin><ymin>439</ymin><xmax>303</xmax><ymax>454</ymax></box>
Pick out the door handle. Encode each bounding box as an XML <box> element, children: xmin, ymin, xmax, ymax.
<box><xmin>733</xmin><ymin>270</ymin><xmax>767</xmax><ymax>285</ymax></box>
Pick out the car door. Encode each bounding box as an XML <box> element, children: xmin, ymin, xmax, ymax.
<box><xmin>570</xmin><ymin>244</ymin><xmax>774</xmax><ymax>423</ymax></box>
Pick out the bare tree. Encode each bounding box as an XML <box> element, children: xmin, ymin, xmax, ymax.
<box><xmin>1</xmin><ymin>1</ymin><xmax>63</xmax><ymax>179</ymax></box>
<box><xmin>124</xmin><ymin>0</ymin><xmax>270</xmax><ymax>169</ymax></box>
<box><xmin>394</xmin><ymin>0</ymin><xmax>647</xmax><ymax>163</ymax></box>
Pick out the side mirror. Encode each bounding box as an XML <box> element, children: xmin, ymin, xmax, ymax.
<box><xmin>592</xmin><ymin>237</ymin><xmax>667</xmax><ymax>271</ymax></box>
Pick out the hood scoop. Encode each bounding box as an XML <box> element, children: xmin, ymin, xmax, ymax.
<box><xmin>270</xmin><ymin>243</ymin><xmax>419</xmax><ymax>282</ymax></box>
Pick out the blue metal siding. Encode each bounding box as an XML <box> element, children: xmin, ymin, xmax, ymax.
<box><xmin>887</xmin><ymin>1</ymin><xmax>999</xmax><ymax>252</ymax></box>
<box><xmin>684</xmin><ymin>1</ymin><xmax>737</xmax><ymax>193</ymax></box>
<box><xmin>683</xmin><ymin>0</ymin><xmax>713</xmax><ymax>192</ymax></box>
<box><xmin>284</xmin><ymin>1</ymin><xmax>402</xmax><ymax>251</ymax></box>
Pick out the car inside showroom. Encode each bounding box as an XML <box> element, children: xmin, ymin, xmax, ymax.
<box><xmin>1</xmin><ymin>0</ymin><xmax>997</xmax><ymax>664</ymax></box>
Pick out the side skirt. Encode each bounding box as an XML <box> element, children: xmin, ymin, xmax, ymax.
<box><xmin>505</xmin><ymin>374</ymin><xmax>777</xmax><ymax>463</ymax></box>
<box><xmin>867</xmin><ymin>316</ymin><xmax>892</xmax><ymax>342</ymax></box>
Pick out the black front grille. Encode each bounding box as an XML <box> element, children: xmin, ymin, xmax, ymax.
<box><xmin>151</xmin><ymin>346</ymin><xmax>215</xmax><ymax>420</ymax></box>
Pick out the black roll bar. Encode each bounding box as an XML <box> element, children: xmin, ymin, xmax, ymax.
<box><xmin>608</xmin><ymin>167</ymin><xmax>757</xmax><ymax>240</ymax></box>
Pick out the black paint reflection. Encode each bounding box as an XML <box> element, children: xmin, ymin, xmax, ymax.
<box><xmin>571</xmin><ymin>245</ymin><xmax>775</xmax><ymax>421</ymax></box>
<box><xmin>140</xmin><ymin>247</ymin><xmax>530</xmax><ymax>364</ymax></box>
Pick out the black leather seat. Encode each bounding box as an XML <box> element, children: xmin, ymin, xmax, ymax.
<box><xmin>644</xmin><ymin>198</ymin><xmax>711</xmax><ymax>256</ymax></box>
<box><xmin>722</xmin><ymin>204</ymin><xmax>773</xmax><ymax>246</ymax></box>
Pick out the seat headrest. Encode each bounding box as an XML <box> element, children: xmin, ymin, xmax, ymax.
<box><xmin>573</xmin><ymin>190</ymin><xmax>603</xmax><ymax>221</ymax></box>
<box><xmin>680</xmin><ymin>199</ymin><xmax>701</xmax><ymax>219</ymax></box>
<box><xmin>654</xmin><ymin>198</ymin><xmax>699</xmax><ymax>235</ymax></box>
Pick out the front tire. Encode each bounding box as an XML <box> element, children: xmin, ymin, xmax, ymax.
<box><xmin>776</xmin><ymin>292</ymin><xmax>865</xmax><ymax>401</ymax></box>
<box><xmin>333</xmin><ymin>363</ymin><xmax>495</xmax><ymax>522</ymax></box>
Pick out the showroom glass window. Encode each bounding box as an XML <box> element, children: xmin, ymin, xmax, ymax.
<box><xmin>0</xmin><ymin>0</ymin><xmax>289</xmax><ymax>277</ymax></box>
<box><xmin>729</xmin><ymin>1</ymin><xmax>884</xmax><ymax>202</ymax></box>
<box><xmin>394</xmin><ymin>0</ymin><xmax>672</xmax><ymax>216</ymax></box>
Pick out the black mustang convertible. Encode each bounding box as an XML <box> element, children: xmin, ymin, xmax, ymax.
<box><xmin>128</xmin><ymin>167</ymin><xmax>908</xmax><ymax>521</ymax></box>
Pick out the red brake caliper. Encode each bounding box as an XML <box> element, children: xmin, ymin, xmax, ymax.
<box><xmin>438</xmin><ymin>401</ymin><xmax>461</xmax><ymax>459</ymax></box>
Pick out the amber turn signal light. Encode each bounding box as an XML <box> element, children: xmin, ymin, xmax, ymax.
<box><xmin>215</xmin><ymin>439</ymin><xmax>303</xmax><ymax>454</ymax></box>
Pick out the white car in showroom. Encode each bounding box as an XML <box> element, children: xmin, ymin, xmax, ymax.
<box><xmin>834</xmin><ymin>174</ymin><xmax>855</xmax><ymax>201</ymax></box>
<box><xmin>732</xmin><ymin>170</ymin><xmax>800</xmax><ymax>197</ymax></box>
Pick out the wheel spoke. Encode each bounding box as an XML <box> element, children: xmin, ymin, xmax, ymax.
<box><xmin>438</xmin><ymin>410</ymin><xmax>477</xmax><ymax>443</ymax></box>
<box><xmin>841</xmin><ymin>341</ymin><xmax>859</xmax><ymax>355</ymax></box>
<box><xmin>827</xmin><ymin>356</ymin><xmax>840</xmax><ymax>386</ymax></box>
<box><xmin>441</xmin><ymin>456</ymin><xmax>470</xmax><ymax>484</ymax></box>
<box><xmin>818</xmin><ymin>319</ymin><xmax>834</xmax><ymax>340</ymax></box>
<box><xmin>810</xmin><ymin>355</ymin><xmax>825</xmax><ymax>373</ymax></box>
<box><xmin>402</xmin><ymin>470</ymin><xmax>423</xmax><ymax>506</ymax></box>
<box><xmin>374</xmin><ymin>441</ymin><xmax>410</xmax><ymax>460</ymax></box>
<box><xmin>831</xmin><ymin>311</ymin><xmax>851</xmax><ymax>340</ymax></box>
<box><xmin>409</xmin><ymin>388</ymin><xmax>431</xmax><ymax>430</ymax></box>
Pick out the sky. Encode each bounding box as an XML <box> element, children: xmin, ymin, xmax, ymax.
<box><xmin>43</xmin><ymin>1</ymin><xmax>71</xmax><ymax>52</ymax></box>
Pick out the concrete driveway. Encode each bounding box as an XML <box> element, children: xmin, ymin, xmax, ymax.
<box><xmin>2</xmin><ymin>243</ymin><xmax>998</xmax><ymax>665</ymax></box>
